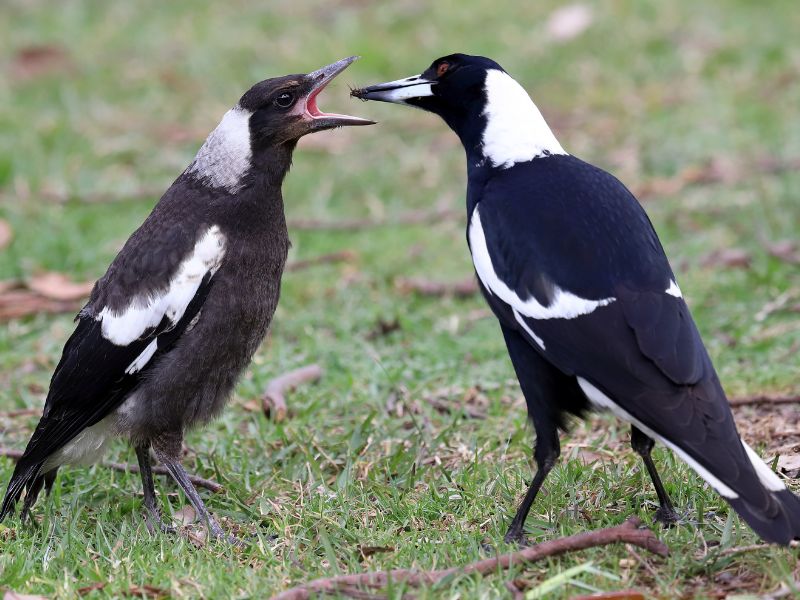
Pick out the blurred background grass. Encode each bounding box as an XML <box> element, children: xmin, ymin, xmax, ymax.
<box><xmin>1</xmin><ymin>0</ymin><xmax>799</xmax><ymax>597</ymax></box>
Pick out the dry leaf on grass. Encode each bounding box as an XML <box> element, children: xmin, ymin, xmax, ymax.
<box><xmin>123</xmin><ymin>585</ymin><xmax>168</xmax><ymax>599</ymax></box>
<box><xmin>700</xmin><ymin>248</ymin><xmax>752</xmax><ymax>269</ymax></box>
<box><xmin>3</xmin><ymin>592</ymin><xmax>48</xmax><ymax>600</ymax></box>
<box><xmin>546</xmin><ymin>4</ymin><xmax>594</xmax><ymax>42</ymax></box>
<box><xmin>0</xmin><ymin>219</ymin><xmax>12</xmax><ymax>250</ymax></box>
<box><xmin>172</xmin><ymin>505</ymin><xmax>197</xmax><ymax>525</ymax></box>
<box><xmin>10</xmin><ymin>45</ymin><xmax>73</xmax><ymax>80</ymax></box>
<box><xmin>766</xmin><ymin>240</ymin><xmax>800</xmax><ymax>265</ymax></box>
<box><xmin>27</xmin><ymin>273</ymin><xmax>94</xmax><ymax>301</ymax></box>
<box><xmin>777</xmin><ymin>453</ymin><xmax>800</xmax><ymax>478</ymax></box>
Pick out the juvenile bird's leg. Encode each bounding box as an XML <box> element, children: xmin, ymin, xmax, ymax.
<box><xmin>630</xmin><ymin>425</ymin><xmax>680</xmax><ymax>525</ymax></box>
<box><xmin>152</xmin><ymin>434</ymin><xmax>240</xmax><ymax>545</ymax></box>
<box><xmin>135</xmin><ymin>444</ymin><xmax>175</xmax><ymax>534</ymax></box>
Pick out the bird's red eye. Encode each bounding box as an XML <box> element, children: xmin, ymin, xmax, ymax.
<box><xmin>437</xmin><ymin>62</ymin><xmax>450</xmax><ymax>77</ymax></box>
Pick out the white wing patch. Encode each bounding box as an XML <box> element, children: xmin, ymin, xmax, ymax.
<box><xmin>187</xmin><ymin>105</ymin><xmax>252</xmax><ymax>193</ymax></box>
<box><xmin>513</xmin><ymin>309</ymin><xmax>546</xmax><ymax>350</ymax></box>
<box><xmin>576</xmin><ymin>377</ymin><xmax>739</xmax><ymax>499</ymax></box>
<box><xmin>665</xmin><ymin>279</ymin><xmax>682</xmax><ymax>298</ymax></box>
<box><xmin>469</xmin><ymin>208</ymin><xmax>615</xmax><ymax>321</ymax></box>
<box><xmin>98</xmin><ymin>225</ymin><xmax>225</xmax><ymax>346</ymax></box>
<box><xmin>481</xmin><ymin>69</ymin><xmax>567</xmax><ymax>169</ymax></box>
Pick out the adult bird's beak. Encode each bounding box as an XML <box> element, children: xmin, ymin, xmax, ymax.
<box><xmin>300</xmin><ymin>57</ymin><xmax>375</xmax><ymax>130</ymax></box>
<box><xmin>350</xmin><ymin>74</ymin><xmax>437</xmax><ymax>105</ymax></box>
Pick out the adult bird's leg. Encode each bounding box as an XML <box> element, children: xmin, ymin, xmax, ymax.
<box><xmin>630</xmin><ymin>425</ymin><xmax>680</xmax><ymax>525</ymax></box>
<box><xmin>152</xmin><ymin>434</ymin><xmax>240</xmax><ymax>545</ymax></box>
<box><xmin>501</xmin><ymin>324</ymin><xmax>571</xmax><ymax>546</ymax></box>
<box><xmin>135</xmin><ymin>444</ymin><xmax>175</xmax><ymax>534</ymax></box>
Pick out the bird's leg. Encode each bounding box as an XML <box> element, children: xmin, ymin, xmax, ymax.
<box><xmin>152</xmin><ymin>435</ymin><xmax>240</xmax><ymax>545</ymax></box>
<box><xmin>504</xmin><ymin>422</ymin><xmax>560</xmax><ymax>545</ymax></box>
<box><xmin>630</xmin><ymin>425</ymin><xmax>680</xmax><ymax>525</ymax></box>
<box><xmin>135</xmin><ymin>444</ymin><xmax>175</xmax><ymax>535</ymax></box>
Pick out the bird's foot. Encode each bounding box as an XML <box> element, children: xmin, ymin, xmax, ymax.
<box><xmin>503</xmin><ymin>528</ymin><xmax>532</xmax><ymax>547</ymax></box>
<box><xmin>654</xmin><ymin>505</ymin><xmax>681</xmax><ymax>527</ymax></box>
<box><xmin>207</xmin><ymin>519</ymin><xmax>247</xmax><ymax>548</ymax></box>
<box><xmin>143</xmin><ymin>507</ymin><xmax>177</xmax><ymax>535</ymax></box>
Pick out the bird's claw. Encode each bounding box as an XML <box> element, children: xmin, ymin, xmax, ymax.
<box><xmin>654</xmin><ymin>506</ymin><xmax>681</xmax><ymax>527</ymax></box>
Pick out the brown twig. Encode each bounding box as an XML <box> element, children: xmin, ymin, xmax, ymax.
<box><xmin>0</xmin><ymin>448</ymin><xmax>222</xmax><ymax>493</ymax></box>
<box><xmin>269</xmin><ymin>517</ymin><xmax>668</xmax><ymax>600</ymax></box>
<box><xmin>286</xmin><ymin>250</ymin><xmax>358</xmax><ymax>272</ymax></box>
<box><xmin>394</xmin><ymin>276</ymin><xmax>479</xmax><ymax>298</ymax></box>
<box><xmin>262</xmin><ymin>364</ymin><xmax>324</xmax><ymax>422</ymax></box>
<box><xmin>425</xmin><ymin>398</ymin><xmax>486</xmax><ymax>420</ymax></box>
<box><xmin>729</xmin><ymin>395</ymin><xmax>800</xmax><ymax>407</ymax></box>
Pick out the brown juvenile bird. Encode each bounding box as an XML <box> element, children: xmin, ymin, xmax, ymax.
<box><xmin>1</xmin><ymin>56</ymin><xmax>372</xmax><ymax>542</ymax></box>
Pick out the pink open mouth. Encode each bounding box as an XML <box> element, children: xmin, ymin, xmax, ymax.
<box><xmin>305</xmin><ymin>81</ymin><xmax>356</xmax><ymax>121</ymax></box>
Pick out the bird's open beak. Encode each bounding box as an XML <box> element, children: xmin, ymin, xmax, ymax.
<box><xmin>301</xmin><ymin>57</ymin><xmax>375</xmax><ymax>129</ymax></box>
<box><xmin>350</xmin><ymin>74</ymin><xmax>436</xmax><ymax>105</ymax></box>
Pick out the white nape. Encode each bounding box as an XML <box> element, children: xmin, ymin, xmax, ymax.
<box><xmin>98</xmin><ymin>226</ymin><xmax>226</xmax><ymax>346</ymax></box>
<box><xmin>42</xmin><ymin>417</ymin><xmax>114</xmax><ymax>471</ymax></box>
<box><xmin>125</xmin><ymin>339</ymin><xmax>158</xmax><ymax>374</ymax></box>
<box><xmin>187</xmin><ymin>105</ymin><xmax>253</xmax><ymax>193</ymax></box>
<box><xmin>665</xmin><ymin>279</ymin><xmax>683</xmax><ymax>298</ymax></box>
<box><xmin>469</xmin><ymin>208</ymin><xmax>615</xmax><ymax>320</ymax></box>
<box><xmin>742</xmin><ymin>441</ymin><xmax>786</xmax><ymax>492</ymax></box>
<box><xmin>576</xmin><ymin>377</ymin><xmax>739</xmax><ymax>499</ymax></box>
<box><xmin>372</xmin><ymin>75</ymin><xmax>434</xmax><ymax>104</ymax></box>
<box><xmin>480</xmin><ymin>69</ymin><xmax>567</xmax><ymax>169</ymax></box>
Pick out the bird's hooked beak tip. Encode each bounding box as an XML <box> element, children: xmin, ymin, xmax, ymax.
<box><xmin>348</xmin><ymin>74</ymin><xmax>437</xmax><ymax>105</ymax></box>
<box><xmin>302</xmin><ymin>56</ymin><xmax>375</xmax><ymax>128</ymax></box>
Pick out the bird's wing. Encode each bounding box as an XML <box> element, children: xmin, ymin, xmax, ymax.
<box><xmin>20</xmin><ymin>223</ymin><xmax>226</xmax><ymax>466</ymax></box>
<box><xmin>468</xmin><ymin>160</ymin><xmax>781</xmax><ymax>509</ymax></box>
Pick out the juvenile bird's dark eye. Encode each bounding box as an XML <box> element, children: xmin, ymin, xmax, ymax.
<box><xmin>274</xmin><ymin>92</ymin><xmax>294</xmax><ymax>108</ymax></box>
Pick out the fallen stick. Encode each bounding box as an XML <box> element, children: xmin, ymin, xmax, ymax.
<box><xmin>394</xmin><ymin>277</ymin><xmax>479</xmax><ymax>298</ymax></box>
<box><xmin>729</xmin><ymin>395</ymin><xmax>800</xmax><ymax>407</ymax></box>
<box><xmin>269</xmin><ymin>517</ymin><xmax>668</xmax><ymax>600</ymax></box>
<box><xmin>286</xmin><ymin>250</ymin><xmax>357</xmax><ymax>272</ymax></box>
<box><xmin>262</xmin><ymin>364</ymin><xmax>324</xmax><ymax>422</ymax></box>
<box><xmin>0</xmin><ymin>448</ymin><xmax>222</xmax><ymax>493</ymax></box>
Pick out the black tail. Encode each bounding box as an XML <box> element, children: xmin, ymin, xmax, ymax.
<box><xmin>728</xmin><ymin>487</ymin><xmax>800</xmax><ymax>546</ymax></box>
<box><xmin>0</xmin><ymin>457</ymin><xmax>46</xmax><ymax>522</ymax></box>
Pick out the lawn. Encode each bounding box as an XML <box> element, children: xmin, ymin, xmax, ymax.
<box><xmin>1</xmin><ymin>0</ymin><xmax>799</xmax><ymax>597</ymax></box>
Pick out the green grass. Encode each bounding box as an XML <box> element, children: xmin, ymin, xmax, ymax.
<box><xmin>1</xmin><ymin>0</ymin><xmax>799</xmax><ymax>597</ymax></box>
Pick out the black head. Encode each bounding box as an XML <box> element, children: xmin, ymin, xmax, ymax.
<box><xmin>187</xmin><ymin>57</ymin><xmax>373</xmax><ymax>192</ymax></box>
<box><xmin>351</xmin><ymin>54</ymin><xmax>566</xmax><ymax>169</ymax></box>
<box><xmin>240</xmin><ymin>56</ymin><xmax>374</xmax><ymax>148</ymax></box>
<box><xmin>352</xmin><ymin>54</ymin><xmax>503</xmax><ymax>135</ymax></box>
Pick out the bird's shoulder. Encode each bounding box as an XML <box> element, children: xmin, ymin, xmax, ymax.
<box><xmin>471</xmin><ymin>154</ymin><xmax>673</xmax><ymax>299</ymax></box>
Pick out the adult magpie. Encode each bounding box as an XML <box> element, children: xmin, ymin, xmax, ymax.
<box><xmin>352</xmin><ymin>54</ymin><xmax>800</xmax><ymax>545</ymax></box>
<box><xmin>0</xmin><ymin>56</ymin><xmax>372</xmax><ymax>541</ymax></box>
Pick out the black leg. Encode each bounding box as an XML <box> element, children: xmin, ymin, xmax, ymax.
<box><xmin>504</xmin><ymin>423</ymin><xmax>560</xmax><ymax>544</ymax></box>
<box><xmin>630</xmin><ymin>425</ymin><xmax>680</xmax><ymax>525</ymax></box>
<box><xmin>152</xmin><ymin>434</ymin><xmax>240</xmax><ymax>545</ymax></box>
<box><xmin>500</xmin><ymin>325</ymin><xmax>583</xmax><ymax>545</ymax></box>
<box><xmin>135</xmin><ymin>444</ymin><xmax>175</xmax><ymax>535</ymax></box>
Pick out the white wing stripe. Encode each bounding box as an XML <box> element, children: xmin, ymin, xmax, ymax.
<box><xmin>99</xmin><ymin>226</ymin><xmax>225</xmax><ymax>346</ymax></box>
<box><xmin>468</xmin><ymin>207</ymin><xmax>615</xmax><ymax>320</ymax></box>
<box><xmin>577</xmin><ymin>377</ymin><xmax>739</xmax><ymax>499</ymax></box>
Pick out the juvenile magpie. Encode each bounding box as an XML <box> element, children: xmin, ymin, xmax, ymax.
<box><xmin>352</xmin><ymin>54</ymin><xmax>800</xmax><ymax>545</ymax></box>
<box><xmin>0</xmin><ymin>56</ymin><xmax>372</xmax><ymax>541</ymax></box>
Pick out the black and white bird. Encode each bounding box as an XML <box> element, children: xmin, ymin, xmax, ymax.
<box><xmin>0</xmin><ymin>57</ymin><xmax>372</xmax><ymax>540</ymax></box>
<box><xmin>353</xmin><ymin>54</ymin><xmax>800</xmax><ymax>545</ymax></box>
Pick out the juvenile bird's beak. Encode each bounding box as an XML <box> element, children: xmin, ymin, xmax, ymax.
<box><xmin>301</xmin><ymin>57</ymin><xmax>375</xmax><ymax>130</ymax></box>
<box><xmin>351</xmin><ymin>74</ymin><xmax>436</xmax><ymax>105</ymax></box>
